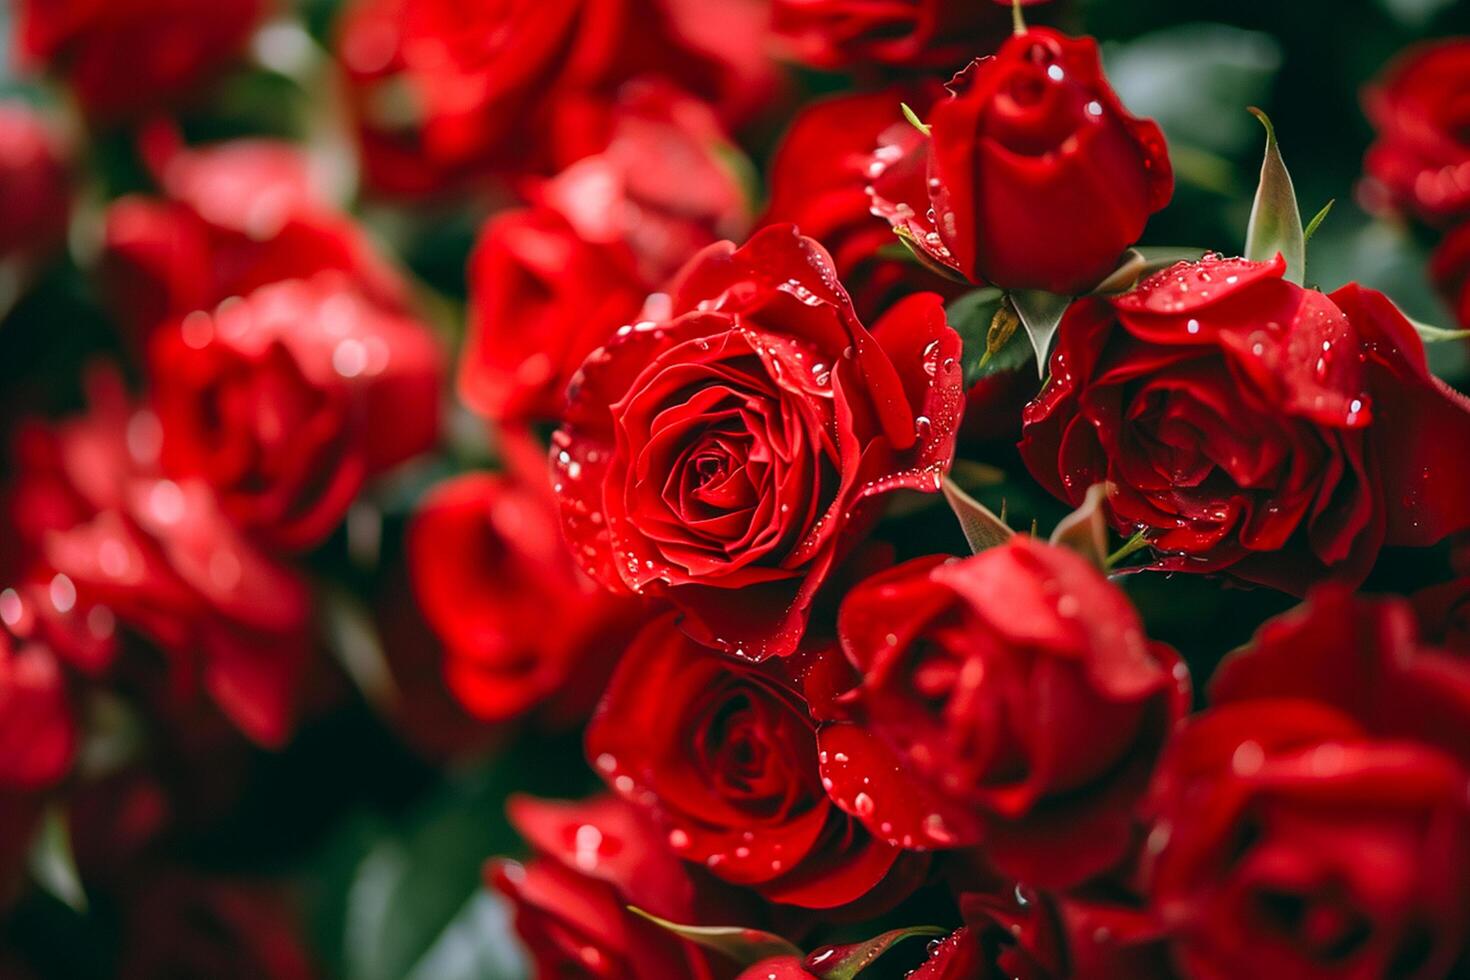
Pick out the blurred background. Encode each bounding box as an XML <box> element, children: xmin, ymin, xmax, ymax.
<box><xmin>0</xmin><ymin>0</ymin><xmax>1467</xmax><ymax>977</ymax></box>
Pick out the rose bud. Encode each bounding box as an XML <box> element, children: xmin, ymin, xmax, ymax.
<box><xmin>771</xmin><ymin>0</ymin><xmax>1048</xmax><ymax>71</ymax></box>
<box><xmin>1360</xmin><ymin>39</ymin><xmax>1470</xmax><ymax>224</ymax></box>
<box><xmin>0</xmin><ymin>102</ymin><xmax>69</xmax><ymax>273</ymax></box>
<box><xmin>488</xmin><ymin>794</ymin><xmax>734</xmax><ymax>979</ymax></box>
<box><xmin>115</xmin><ymin>873</ymin><xmax>317</xmax><ymax>980</ymax></box>
<box><xmin>869</xmin><ymin>28</ymin><xmax>1173</xmax><ymax>295</ymax></box>
<box><xmin>8</xmin><ymin>369</ymin><xmax>313</xmax><ymax>747</ymax></box>
<box><xmin>102</xmin><ymin>128</ymin><xmax>408</xmax><ymax>347</ymax></box>
<box><xmin>961</xmin><ymin>890</ymin><xmax>1175</xmax><ymax>979</ymax></box>
<box><xmin>586</xmin><ymin>613</ymin><xmax>926</xmax><ymax>911</ymax></box>
<box><xmin>552</xmin><ymin>224</ymin><xmax>963</xmax><ymax>659</ymax></box>
<box><xmin>148</xmin><ymin>273</ymin><xmax>442</xmax><ymax>552</ymax></box>
<box><xmin>407</xmin><ymin>468</ymin><xmax>644</xmax><ymax>727</ymax></box>
<box><xmin>1145</xmin><ymin>587</ymin><xmax>1470</xmax><ymax>979</ymax></box>
<box><xmin>760</xmin><ymin>87</ymin><xmax>964</xmax><ymax>322</ymax></box>
<box><xmin>334</xmin><ymin>0</ymin><xmax>772</xmax><ymax>193</ymax></box>
<box><xmin>817</xmin><ymin>539</ymin><xmax>1188</xmax><ymax>888</ymax></box>
<box><xmin>14</xmin><ymin>0</ymin><xmax>265</xmax><ymax>122</ymax></box>
<box><xmin>1019</xmin><ymin>254</ymin><xmax>1470</xmax><ymax>592</ymax></box>
<box><xmin>1432</xmin><ymin>222</ymin><xmax>1470</xmax><ymax>329</ymax></box>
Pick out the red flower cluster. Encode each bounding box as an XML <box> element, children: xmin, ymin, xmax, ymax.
<box><xmin>5</xmin><ymin>1</ymin><xmax>1470</xmax><ymax>978</ymax></box>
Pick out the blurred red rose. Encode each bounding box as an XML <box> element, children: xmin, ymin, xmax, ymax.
<box><xmin>7</xmin><ymin>369</ymin><xmax>312</xmax><ymax>746</ymax></box>
<box><xmin>102</xmin><ymin>127</ymin><xmax>407</xmax><ymax>348</ymax></box>
<box><xmin>0</xmin><ymin>103</ymin><xmax>69</xmax><ymax>272</ymax></box>
<box><xmin>1360</xmin><ymin>39</ymin><xmax>1470</xmax><ymax>224</ymax></box>
<box><xmin>962</xmin><ymin>889</ymin><xmax>1176</xmax><ymax>979</ymax></box>
<box><xmin>1431</xmin><ymin>221</ymin><xmax>1470</xmax><ymax>328</ymax></box>
<box><xmin>551</xmin><ymin>224</ymin><xmax>963</xmax><ymax>659</ymax></box>
<box><xmin>407</xmin><ymin>460</ymin><xmax>644</xmax><ymax>726</ymax></box>
<box><xmin>0</xmin><ymin>615</ymin><xmax>76</xmax><ymax>792</ymax></box>
<box><xmin>460</xmin><ymin>81</ymin><xmax>751</xmax><ymax>424</ymax></box>
<box><xmin>870</xmin><ymin>28</ymin><xmax>1172</xmax><ymax>295</ymax></box>
<box><xmin>335</xmin><ymin>0</ymin><xmax>774</xmax><ymax>194</ymax></box>
<box><xmin>1019</xmin><ymin>255</ymin><xmax>1470</xmax><ymax>592</ymax></box>
<box><xmin>487</xmin><ymin>794</ymin><xmax>731</xmax><ymax>979</ymax></box>
<box><xmin>760</xmin><ymin>87</ymin><xmax>962</xmax><ymax>322</ymax></box>
<box><xmin>817</xmin><ymin>539</ymin><xmax>1188</xmax><ymax>888</ymax></box>
<box><xmin>772</xmin><ymin>0</ymin><xmax>1046</xmax><ymax>72</ymax></box>
<box><xmin>586</xmin><ymin>613</ymin><xmax>926</xmax><ymax>911</ymax></box>
<box><xmin>1145</xmin><ymin>587</ymin><xmax>1470</xmax><ymax>979</ymax></box>
<box><xmin>14</xmin><ymin>0</ymin><xmax>266</xmax><ymax>122</ymax></box>
<box><xmin>116</xmin><ymin>872</ymin><xmax>316</xmax><ymax>980</ymax></box>
<box><xmin>149</xmin><ymin>273</ymin><xmax>442</xmax><ymax>552</ymax></box>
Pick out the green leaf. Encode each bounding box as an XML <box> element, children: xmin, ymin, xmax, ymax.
<box><xmin>1107</xmin><ymin>530</ymin><xmax>1153</xmax><ymax>569</ymax></box>
<box><xmin>1091</xmin><ymin>247</ymin><xmax>1210</xmax><ymax>295</ymax></box>
<box><xmin>319</xmin><ymin>584</ymin><xmax>398</xmax><ymax>712</ymax></box>
<box><xmin>1303</xmin><ymin>200</ymin><xmax>1335</xmax><ymax>244</ymax></box>
<box><xmin>804</xmin><ymin>926</ymin><xmax>948</xmax><ymax>980</ymax></box>
<box><xmin>1048</xmin><ymin>484</ymin><xmax>1110</xmax><ymax>570</ymax></box>
<box><xmin>1244</xmin><ymin>107</ymin><xmax>1305</xmax><ymax>284</ymax></box>
<box><xmin>946</xmin><ymin>288</ymin><xmax>1030</xmax><ymax>385</ymax></box>
<box><xmin>628</xmin><ymin>908</ymin><xmax>802</xmax><ymax>966</ymax></box>
<box><xmin>942</xmin><ymin>477</ymin><xmax>1014</xmax><ymax>554</ymax></box>
<box><xmin>28</xmin><ymin>805</ymin><xmax>86</xmax><ymax>913</ymax></box>
<box><xmin>1410</xmin><ymin>317</ymin><xmax>1470</xmax><ymax>344</ymax></box>
<box><xmin>899</xmin><ymin>102</ymin><xmax>930</xmax><ymax>137</ymax></box>
<box><xmin>1009</xmin><ymin>289</ymin><xmax>1072</xmax><ymax>378</ymax></box>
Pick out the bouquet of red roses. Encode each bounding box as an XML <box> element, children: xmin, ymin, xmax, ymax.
<box><xmin>2</xmin><ymin>0</ymin><xmax>1470</xmax><ymax>977</ymax></box>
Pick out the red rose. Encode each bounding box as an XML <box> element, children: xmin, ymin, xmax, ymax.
<box><xmin>407</xmin><ymin>459</ymin><xmax>644</xmax><ymax>726</ymax></box>
<box><xmin>487</xmin><ymin>794</ymin><xmax>730</xmax><ymax>979</ymax></box>
<box><xmin>0</xmin><ymin>614</ymin><xmax>76</xmax><ymax>791</ymax></box>
<box><xmin>552</xmin><ymin>224</ymin><xmax>964</xmax><ymax>658</ymax></box>
<box><xmin>335</xmin><ymin>0</ymin><xmax>770</xmax><ymax>192</ymax></box>
<box><xmin>116</xmin><ymin>873</ymin><xmax>317</xmax><ymax>980</ymax></box>
<box><xmin>0</xmin><ymin>102</ymin><xmax>69</xmax><ymax>270</ymax></box>
<box><xmin>771</xmin><ymin>0</ymin><xmax>1047</xmax><ymax>71</ymax></box>
<box><xmin>1360</xmin><ymin>39</ymin><xmax>1470</xmax><ymax>224</ymax></box>
<box><xmin>817</xmin><ymin>539</ymin><xmax>1188</xmax><ymax>888</ymax></box>
<box><xmin>1019</xmin><ymin>254</ymin><xmax>1470</xmax><ymax>592</ymax></box>
<box><xmin>7</xmin><ymin>369</ymin><xmax>312</xmax><ymax>746</ymax></box>
<box><xmin>1145</xmin><ymin>588</ymin><xmax>1470</xmax><ymax>979</ymax></box>
<box><xmin>102</xmin><ymin>127</ymin><xmax>407</xmax><ymax>347</ymax></box>
<box><xmin>962</xmin><ymin>890</ymin><xmax>1176</xmax><ymax>979</ymax></box>
<box><xmin>460</xmin><ymin>82</ymin><xmax>751</xmax><ymax>424</ymax></box>
<box><xmin>150</xmin><ymin>273</ymin><xmax>442</xmax><ymax>551</ymax></box>
<box><xmin>586</xmin><ymin>613</ymin><xmax>926</xmax><ymax>911</ymax></box>
<box><xmin>15</xmin><ymin>0</ymin><xmax>266</xmax><ymax>121</ymax></box>
<box><xmin>760</xmin><ymin>88</ymin><xmax>963</xmax><ymax>321</ymax></box>
<box><xmin>1431</xmin><ymin>222</ymin><xmax>1470</xmax><ymax>328</ymax></box>
<box><xmin>870</xmin><ymin>28</ymin><xmax>1172</xmax><ymax>295</ymax></box>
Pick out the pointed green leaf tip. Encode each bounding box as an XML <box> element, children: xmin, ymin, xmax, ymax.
<box><xmin>627</xmin><ymin>908</ymin><xmax>802</xmax><ymax>966</ymax></box>
<box><xmin>1244</xmin><ymin>107</ymin><xmax>1306</xmax><ymax>284</ymax></box>
<box><xmin>900</xmin><ymin>102</ymin><xmax>930</xmax><ymax>137</ymax></box>
<box><xmin>805</xmin><ymin>926</ymin><xmax>948</xmax><ymax>980</ymax></box>
<box><xmin>1303</xmin><ymin>199</ymin><xmax>1335</xmax><ymax>244</ymax></box>
<box><xmin>1009</xmin><ymin>289</ymin><xmax>1072</xmax><ymax>378</ymax></box>
<box><xmin>942</xmin><ymin>477</ymin><xmax>1014</xmax><ymax>554</ymax></box>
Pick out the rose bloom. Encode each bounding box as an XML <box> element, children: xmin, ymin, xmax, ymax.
<box><xmin>102</xmin><ymin>126</ymin><xmax>407</xmax><ymax>348</ymax></box>
<box><xmin>815</xmin><ymin>538</ymin><xmax>1188</xmax><ymax>888</ymax></box>
<box><xmin>870</xmin><ymin>28</ymin><xmax>1172</xmax><ymax>295</ymax></box>
<box><xmin>0</xmin><ymin>102</ymin><xmax>69</xmax><ymax>269</ymax></box>
<box><xmin>488</xmin><ymin>794</ymin><xmax>733</xmax><ymax>979</ymax></box>
<box><xmin>1361</xmin><ymin>39</ymin><xmax>1470</xmax><ymax>224</ymax></box>
<box><xmin>1145</xmin><ymin>587</ymin><xmax>1470</xmax><ymax>979</ymax></box>
<box><xmin>0</xmin><ymin>606</ymin><xmax>77</xmax><ymax>792</ymax></box>
<box><xmin>552</xmin><ymin>224</ymin><xmax>963</xmax><ymax>659</ymax></box>
<box><xmin>1431</xmin><ymin>222</ymin><xmax>1470</xmax><ymax>329</ymax></box>
<box><xmin>771</xmin><ymin>0</ymin><xmax>1047</xmax><ymax>71</ymax></box>
<box><xmin>962</xmin><ymin>890</ymin><xmax>1175</xmax><ymax>979</ymax></box>
<box><xmin>1019</xmin><ymin>254</ymin><xmax>1470</xmax><ymax>592</ymax></box>
<box><xmin>407</xmin><ymin>458</ymin><xmax>644</xmax><ymax>726</ymax></box>
<box><xmin>760</xmin><ymin>87</ymin><xmax>962</xmax><ymax>322</ymax></box>
<box><xmin>459</xmin><ymin>81</ymin><xmax>751</xmax><ymax>423</ymax></box>
<box><xmin>586</xmin><ymin>613</ymin><xmax>926</xmax><ymax>911</ymax></box>
<box><xmin>14</xmin><ymin>0</ymin><xmax>266</xmax><ymax>121</ymax></box>
<box><xmin>149</xmin><ymin>273</ymin><xmax>442</xmax><ymax>552</ymax></box>
<box><xmin>334</xmin><ymin>0</ymin><xmax>773</xmax><ymax>193</ymax></box>
<box><xmin>6</xmin><ymin>369</ymin><xmax>312</xmax><ymax>746</ymax></box>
